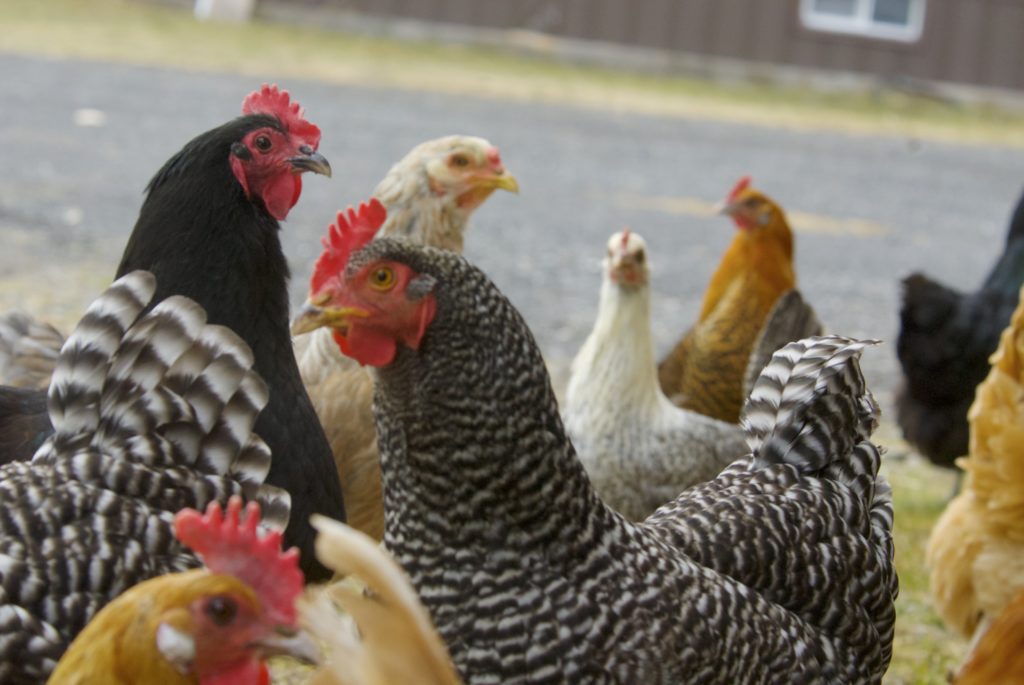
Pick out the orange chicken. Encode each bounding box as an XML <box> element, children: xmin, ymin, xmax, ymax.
<box><xmin>927</xmin><ymin>284</ymin><xmax>1024</xmax><ymax>646</ymax></box>
<box><xmin>46</xmin><ymin>498</ymin><xmax>316</xmax><ymax>685</ymax></box>
<box><xmin>657</xmin><ymin>177</ymin><xmax>801</xmax><ymax>423</ymax></box>
<box><xmin>292</xmin><ymin>136</ymin><xmax>517</xmax><ymax>540</ymax></box>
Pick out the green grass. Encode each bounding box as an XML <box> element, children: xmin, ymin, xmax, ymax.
<box><xmin>2</xmin><ymin>0</ymin><xmax>1024</xmax><ymax>146</ymax></box>
<box><xmin>881</xmin><ymin>449</ymin><xmax>966</xmax><ymax>684</ymax></box>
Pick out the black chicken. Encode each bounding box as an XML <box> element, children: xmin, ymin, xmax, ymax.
<box><xmin>896</xmin><ymin>187</ymin><xmax>1024</xmax><ymax>470</ymax></box>
<box><xmin>0</xmin><ymin>85</ymin><xmax>344</xmax><ymax>580</ymax></box>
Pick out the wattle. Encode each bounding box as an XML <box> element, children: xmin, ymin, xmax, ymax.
<box><xmin>333</xmin><ymin>327</ymin><xmax>399</xmax><ymax>368</ymax></box>
<box><xmin>261</xmin><ymin>173</ymin><xmax>302</xmax><ymax>221</ymax></box>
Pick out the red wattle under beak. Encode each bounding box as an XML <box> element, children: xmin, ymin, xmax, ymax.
<box><xmin>334</xmin><ymin>326</ymin><xmax>400</xmax><ymax>368</ymax></box>
<box><xmin>261</xmin><ymin>174</ymin><xmax>302</xmax><ymax>221</ymax></box>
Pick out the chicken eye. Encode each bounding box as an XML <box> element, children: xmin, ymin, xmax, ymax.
<box><xmin>369</xmin><ymin>266</ymin><xmax>396</xmax><ymax>291</ymax></box>
<box><xmin>205</xmin><ymin>596</ymin><xmax>238</xmax><ymax>627</ymax></box>
<box><xmin>635</xmin><ymin>251</ymin><xmax>645</xmax><ymax>263</ymax></box>
<box><xmin>254</xmin><ymin>135</ymin><xmax>273</xmax><ymax>153</ymax></box>
<box><xmin>450</xmin><ymin>153</ymin><xmax>470</xmax><ymax>168</ymax></box>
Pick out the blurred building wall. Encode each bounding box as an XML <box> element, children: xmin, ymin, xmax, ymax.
<box><xmin>287</xmin><ymin>0</ymin><xmax>1024</xmax><ymax>93</ymax></box>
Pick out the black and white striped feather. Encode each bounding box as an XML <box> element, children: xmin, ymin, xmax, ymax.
<box><xmin>354</xmin><ymin>239</ymin><xmax>898</xmax><ymax>685</ymax></box>
<box><xmin>0</xmin><ymin>271</ymin><xmax>287</xmax><ymax>683</ymax></box>
<box><xmin>741</xmin><ymin>336</ymin><xmax>880</xmax><ymax>472</ymax></box>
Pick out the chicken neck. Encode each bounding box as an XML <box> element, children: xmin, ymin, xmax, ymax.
<box><xmin>567</xmin><ymin>278</ymin><xmax>674</xmax><ymax>424</ymax></box>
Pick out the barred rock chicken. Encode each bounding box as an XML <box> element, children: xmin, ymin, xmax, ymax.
<box><xmin>927</xmin><ymin>284</ymin><xmax>1024</xmax><ymax>645</ymax></box>
<box><xmin>564</xmin><ymin>229</ymin><xmax>747</xmax><ymax>520</ymax></box>
<box><xmin>47</xmin><ymin>498</ymin><xmax>316</xmax><ymax>685</ymax></box>
<box><xmin>303</xmin><ymin>515</ymin><xmax>463</xmax><ymax>685</ymax></box>
<box><xmin>658</xmin><ymin>177</ymin><xmax>808</xmax><ymax>423</ymax></box>
<box><xmin>0</xmin><ymin>271</ymin><xmax>290</xmax><ymax>683</ymax></box>
<box><xmin>294</xmin><ymin>203</ymin><xmax>898</xmax><ymax>683</ymax></box>
<box><xmin>896</xmin><ymin>186</ymin><xmax>1024</xmax><ymax>470</ymax></box>
<box><xmin>293</xmin><ymin>135</ymin><xmax>517</xmax><ymax>540</ymax></box>
<box><xmin>0</xmin><ymin>85</ymin><xmax>344</xmax><ymax>579</ymax></box>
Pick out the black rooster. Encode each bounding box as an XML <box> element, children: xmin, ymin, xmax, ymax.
<box><xmin>896</xmin><ymin>187</ymin><xmax>1024</xmax><ymax>470</ymax></box>
<box><xmin>0</xmin><ymin>85</ymin><xmax>345</xmax><ymax>580</ymax></box>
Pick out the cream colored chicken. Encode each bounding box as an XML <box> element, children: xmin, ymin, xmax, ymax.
<box><xmin>293</xmin><ymin>135</ymin><xmax>518</xmax><ymax>539</ymax></box>
<box><xmin>564</xmin><ymin>230</ymin><xmax>748</xmax><ymax>520</ymax></box>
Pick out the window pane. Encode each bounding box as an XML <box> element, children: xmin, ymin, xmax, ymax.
<box><xmin>813</xmin><ymin>0</ymin><xmax>857</xmax><ymax>17</ymax></box>
<box><xmin>873</xmin><ymin>0</ymin><xmax>911</xmax><ymax>25</ymax></box>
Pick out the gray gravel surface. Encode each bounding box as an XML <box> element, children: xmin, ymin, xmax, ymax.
<box><xmin>3</xmin><ymin>52</ymin><xmax>1022</xmax><ymax>418</ymax></box>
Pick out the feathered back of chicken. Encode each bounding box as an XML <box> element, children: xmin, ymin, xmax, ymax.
<box><xmin>303</xmin><ymin>515</ymin><xmax>462</xmax><ymax>685</ymax></box>
<box><xmin>743</xmin><ymin>336</ymin><xmax>880</xmax><ymax>473</ymax></box>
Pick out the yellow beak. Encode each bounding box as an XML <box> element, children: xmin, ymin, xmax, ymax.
<box><xmin>291</xmin><ymin>301</ymin><xmax>369</xmax><ymax>336</ymax></box>
<box><xmin>478</xmin><ymin>170</ymin><xmax>520</xmax><ymax>194</ymax></box>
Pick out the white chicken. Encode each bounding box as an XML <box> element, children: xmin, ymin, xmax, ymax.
<box><xmin>564</xmin><ymin>229</ymin><xmax>748</xmax><ymax>520</ymax></box>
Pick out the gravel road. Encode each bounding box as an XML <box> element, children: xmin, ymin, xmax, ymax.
<box><xmin>3</xmin><ymin>52</ymin><xmax>1022</xmax><ymax>416</ymax></box>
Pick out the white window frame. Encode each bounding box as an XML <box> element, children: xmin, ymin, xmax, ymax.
<box><xmin>799</xmin><ymin>0</ymin><xmax>927</xmax><ymax>43</ymax></box>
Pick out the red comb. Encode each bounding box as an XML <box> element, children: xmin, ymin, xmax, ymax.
<box><xmin>727</xmin><ymin>176</ymin><xmax>752</xmax><ymax>202</ymax></box>
<box><xmin>309</xmin><ymin>198</ymin><xmax>388</xmax><ymax>295</ymax></box>
<box><xmin>241</xmin><ymin>84</ymin><xmax>321</xmax><ymax>149</ymax></box>
<box><xmin>174</xmin><ymin>497</ymin><xmax>302</xmax><ymax>626</ymax></box>
<box><xmin>485</xmin><ymin>146</ymin><xmax>504</xmax><ymax>172</ymax></box>
<box><xmin>620</xmin><ymin>229</ymin><xmax>631</xmax><ymax>249</ymax></box>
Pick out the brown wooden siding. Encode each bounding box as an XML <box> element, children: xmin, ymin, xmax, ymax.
<box><xmin>295</xmin><ymin>0</ymin><xmax>1024</xmax><ymax>91</ymax></box>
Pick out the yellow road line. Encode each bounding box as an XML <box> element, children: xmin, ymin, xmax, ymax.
<box><xmin>613</xmin><ymin>193</ymin><xmax>888</xmax><ymax>237</ymax></box>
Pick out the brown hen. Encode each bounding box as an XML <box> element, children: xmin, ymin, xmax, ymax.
<box><xmin>657</xmin><ymin>177</ymin><xmax>801</xmax><ymax>423</ymax></box>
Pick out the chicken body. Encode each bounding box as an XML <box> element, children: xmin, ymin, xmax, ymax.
<box><xmin>0</xmin><ymin>272</ymin><xmax>286</xmax><ymax>682</ymax></box>
<box><xmin>565</xmin><ymin>231</ymin><xmax>747</xmax><ymax>520</ymax></box>
<box><xmin>658</xmin><ymin>179</ymin><xmax>797</xmax><ymax>423</ymax></box>
<box><xmin>305</xmin><ymin>235</ymin><xmax>897</xmax><ymax>683</ymax></box>
<box><xmin>927</xmin><ymin>284</ymin><xmax>1024</xmax><ymax>642</ymax></box>
<box><xmin>896</xmin><ymin>187</ymin><xmax>1024</xmax><ymax>469</ymax></box>
<box><xmin>294</xmin><ymin>135</ymin><xmax>517</xmax><ymax>539</ymax></box>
